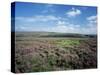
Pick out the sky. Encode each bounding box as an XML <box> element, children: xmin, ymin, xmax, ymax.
<box><xmin>13</xmin><ymin>2</ymin><xmax>97</xmax><ymax>34</ymax></box>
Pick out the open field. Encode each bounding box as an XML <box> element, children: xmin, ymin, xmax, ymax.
<box><xmin>15</xmin><ymin>32</ymin><xmax>97</xmax><ymax>73</ymax></box>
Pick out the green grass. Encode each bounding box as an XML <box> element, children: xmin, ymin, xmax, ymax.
<box><xmin>56</xmin><ymin>39</ymin><xmax>80</xmax><ymax>47</ymax></box>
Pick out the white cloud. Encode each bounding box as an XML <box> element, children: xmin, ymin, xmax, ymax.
<box><xmin>45</xmin><ymin>19</ymin><xmax>97</xmax><ymax>34</ymax></box>
<box><xmin>57</xmin><ymin>21</ymin><xmax>66</xmax><ymax>25</ymax></box>
<box><xmin>45</xmin><ymin>21</ymin><xmax>82</xmax><ymax>33</ymax></box>
<box><xmin>82</xmin><ymin>15</ymin><xmax>97</xmax><ymax>34</ymax></box>
<box><xmin>15</xmin><ymin>15</ymin><xmax>97</xmax><ymax>34</ymax></box>
<box><xmin>15</xmin><ymin>25</ymin><xmax>30</xmax><ymax>31</ymax></box>
<box><xmin>66</xmin><ymin>7</ymin><xmax>81</xmax><ymax>17</ymax></box>
<box><xmin>16</xmin><ymin>15</ymin><xmax>59</xmax><ymax>22</ymax></box>
<box><xmin>87</xmin><ymin>15</ymin><xmax>97</xmax><ymax>21</ymax></box>
<box><xmin>34</xmin><ymin>15</ymin><xmax>58</xmax><ymax>22</ymax></box>
<box><xmin>87</xmin><ymin>15</ymin><xmax>97</xmax><ymax>24</ymax></box>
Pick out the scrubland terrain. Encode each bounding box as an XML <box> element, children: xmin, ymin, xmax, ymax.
<box><xmin>15</xmin><ymin>32</ymin><xmax>97</xmax><ymax>73</ymax></box>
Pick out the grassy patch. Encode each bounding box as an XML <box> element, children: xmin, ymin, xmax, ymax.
<box><xmin>56</xmin><ymin>39</ymin><xmax>80</xmax><ymax>47</ymax></box>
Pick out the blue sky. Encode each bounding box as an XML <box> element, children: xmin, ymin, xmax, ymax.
<box><xmin>14</xmin><ymin>2</ymin><xmax>97</xmax><ymax>34</ymax></box>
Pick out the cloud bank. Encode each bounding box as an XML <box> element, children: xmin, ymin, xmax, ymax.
<box><xmin>66</xmin><ymin>8</ymin><xmax>81</xmax><ymax>17</ymax></box>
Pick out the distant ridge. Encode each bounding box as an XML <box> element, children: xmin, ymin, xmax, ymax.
<box><xmin>15</xmin><ymin>32</ymin><xmax>97</xmax><ymax>38</ymax></box>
